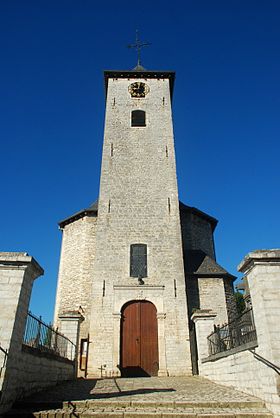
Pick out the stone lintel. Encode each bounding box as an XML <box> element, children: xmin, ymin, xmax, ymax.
<box><xmin>201</xmin><ymin>339</ymin><xmax>258</xmax><ymax>363</ymax></box>
<box><xmin>59</xmin><ymin>311</ymin><xmax>84</xmax><ymax>322</ymax></box>
<box><xmin>113</xmin><ymin>285</ymin><xmax>165</xmax><ymax>290</ymax></box>
<box><xmin>0</xmin><ymin>252</ymin><xmax>44</xmax><ymax>278</ymax></box>
<box><xmin>238</xmin><ymin>249</ymin><xmax>280</xmax><ymax>274</ymax></box>
<box><xmin>191</xmin><ymin>309</ymin><xmax>217</xmax><ymax>323</ymax></box>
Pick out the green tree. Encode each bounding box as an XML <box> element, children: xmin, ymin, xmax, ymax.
<box><xmin>234</xmin><ymin>291</ymin><xmax>245</xmax><ymax>315</ymax></box>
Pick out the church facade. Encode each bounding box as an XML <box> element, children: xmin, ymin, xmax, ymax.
<box><xmin>53</xmin><ymin>66</ymin><xmax>237</xmax><ymax>377</ymax></box>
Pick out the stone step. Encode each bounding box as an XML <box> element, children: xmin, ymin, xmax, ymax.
<box><xmin>5</xmin><ymin>400</ymin><xmax>274</xmax><ymax>418</ymax></box>
<box><xmin>3</xmin><ymin>377</ymin><xmax>274</xmax><ymax>418</ymax></box>
<box><xmin>13</xmin><ymin>399</ymin><xmax>268</xmax><ymax>410</ymax></box>
<box><xmin>4</xmin><ymin>410</ymin><xmax>274</xmax><ymax>418</ymax></box>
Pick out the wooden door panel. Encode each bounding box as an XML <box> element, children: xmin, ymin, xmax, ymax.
<box><xmin>121</xmin><ymin>301</ymin><xmax>158</xmax><ymax>376</ymax></box>
<box><xmin>140</xmin><ymin>301</ymin><xmax>159</xmax><ymax>376</ymax></box>
<box><xmin>121</xmin><ymin>302</ymin><xmax>140</xmax><ymax>368</ymax></box>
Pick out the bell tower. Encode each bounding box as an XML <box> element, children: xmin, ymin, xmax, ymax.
<box><xmin>86</xmin><ymin>66</ymin><xmax>192</xmax><ymax>377</ymax></box>
<box><xmin>54</xmin><ymin>40</ymin><xmax>237</xmax><ymax>378</ymax></box>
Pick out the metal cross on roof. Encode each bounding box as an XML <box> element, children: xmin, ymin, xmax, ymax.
<box><xmin>128</xmin><ymin>30</ymin><xmax>151</xmax><ymax>67</ymax></box>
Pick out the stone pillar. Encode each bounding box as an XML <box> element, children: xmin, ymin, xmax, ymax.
<box><xmin>59</xmin><ymin>311</ymin><xmax>84</xmax><ymax>367</ymax></box>
<box><xmin>0</xmin><ymin>252</ymin><xmax>43</xmax><ymax>414</ymax></box>
<box><xmin>112</xmin><ymin>312</ymin><xmax>121</xmax><ymax>377</ymax></box>
<box><xmin>238</xmin><ymin>249</ymin><xmax>280</xmax><ymax>415</ymax></box>
<box><xmin>238</xmin><ymin>250</ymin><xmax>280</xmax><ymax>364</ymax></box>
<box><xmin>157</xmin><ymin>312</ymin><xmax>168</xmax><ymax>376</ymax></box>
<box><xmin>191</xmin><ymin>309</ymin><xmax>217</xmax><ymax>372</ymax></box>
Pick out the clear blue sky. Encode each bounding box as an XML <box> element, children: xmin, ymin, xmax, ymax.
<box><xmin>1</xmin><ymin>1</ymin><xmax>279</xmax><ymax>323</ymax></box>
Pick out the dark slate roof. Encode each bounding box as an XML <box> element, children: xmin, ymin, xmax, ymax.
<box><xmin>185</xmin><ymin>250</ymin><xmax>235</xmax><ymax>280</ymax></box>
<box><xmin>104</xmin><ymin>70</ymin><xmax>175</xmax><ymax>99</ymax></box>
<box><xmin>58</xmin><ymin>199</ymin><xmax>98</xmax><ymax>229</ymax></box>
<box><xmin>179</xmin><ymin>201</ymin><xmax>218</xmax><ymax>231</ymax></box>
<box><xmin>87</xmin><ymin>200</ymin><xmax>98</xmax><ymax>211</ymax></box>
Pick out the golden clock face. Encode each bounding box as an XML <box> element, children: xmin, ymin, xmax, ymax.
<box><xmin>128</xmin><ymin>82</ymin><xmax>149</xmax><ymax>98</ymax></box>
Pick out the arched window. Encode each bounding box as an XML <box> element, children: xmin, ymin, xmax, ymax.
<box><xmin>130</xmin><ymin>244</ymin><xmax>147</xmax><ymax>278</ymax></box>
<box><xmin>131</xmin><ymin>110</ymin><xmax>146</xmax><ymax>127</ymax></box>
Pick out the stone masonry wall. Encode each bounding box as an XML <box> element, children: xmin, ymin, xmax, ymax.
<box><xmin>87</xmin><ymin>76</ymin><xmax>192</xmax><ymax>377</ymax></box>
<box><xmin>200</xmin><ymin>349</ymin><xmax>280</xmax><ymax>417</ymax></box>
<box><xmin>1</xmin><ymin>348</ymin><xmax>74</xmax><ymax>413</ymax></box>
<box><xmin>54</xmin><ymin>215</ymin><xmax>97</xmax><ymax>340</ymax></box>
<box><xmin>198</xmin><ymin>277</ymin><xmax>229</xmax><ymax>325</ymax></box>
<box><xmin>180</xmin><ymin>210</ymin><xmax>215</xmax><ymax>259</ymax></box>
<box><xmin>185</xmin><ymin>277</ymin><xmax>229</xmax><ymax>326</ymax></box>
<box><xmin>196</xmin><ymin>250</ymin><xmax>280</xmax><ymax>418</ymax></box>
<box><xmin>223</xmin><ymin>278</ymin><xmax>238</xmax><ymax>322</ymax></box>
<box><xmin>0</xmin><ymin>253</ymin><xmax>74</xmax><ymax>415</ymax></box>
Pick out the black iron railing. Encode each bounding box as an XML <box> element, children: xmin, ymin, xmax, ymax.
<box><xmin>207</xmin><ymin>309</ymin><xmax>257</xmax><ymax>356</ymax></box>
<box><xmin>249</xmin><ymin>350</ymin><xmax>280</xmax><ymax>375</ymax></box>
<box><xmin>23</xmin><ymin>312</ymin><xmax>75</xmax><ymax>361</ymax></box>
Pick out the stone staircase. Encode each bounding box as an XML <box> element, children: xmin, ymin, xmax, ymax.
<box><xmin>4</xmin><ymin>377</ymin><xmax>274</xmax><ymax>417</ymax></box>
<box><xmin>6</xmin><ymin>399</ymin><xmax>273</xmax><ymax>417</ymax></box>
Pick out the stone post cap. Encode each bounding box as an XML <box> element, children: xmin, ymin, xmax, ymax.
<box><xmin>191</xmin><ymin>309</ymin><xmax>217</xmax><ymax>322</ymax></box>
<box><xmin>0</xmin><ymin>252</ymin><xmax>44</xmax><ymax>278</ymax></box>
<box><xmin>59</xmin><ymin>310</ymin><xmax>84</xmax><ymax>321</ymax></box>
<box><xmin>238</xmin><ymin>249</ymin><xmax>280</xmax><ymax>274</ymax></box>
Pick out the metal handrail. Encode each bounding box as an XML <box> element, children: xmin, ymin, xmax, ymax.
<box><xmin>207</xmin><ymin>309</ymin><xmax>257</xmax><ymax>355</ymax></box>
<box><xmin>26</xmin><ymin>311</ymin><xmax>74</xmax><ymax>345</ymax></box>
<box><xmin>0</xmin><ymin>344</ymin><xmax>8</xmax><ymax>378</ymax></box>
<box><xmin>0</xmin><ymin>345</ymin><xmax>8</xmax><ymax>357</ymax></box>
<box><xmin>23</xmin><ymin>311</ymin><xmax>76</xmax><ymax>361</ymax></box>
<box><xmin>249</xmin><ymin>349</ymin><xmax>280</xmax><ymax>375</ymax></box>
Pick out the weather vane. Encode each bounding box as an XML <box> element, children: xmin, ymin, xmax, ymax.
<box><xmin>128</xmin><ymin>30</ymin><xmax>151</xmax><ymax>67</ymax></box>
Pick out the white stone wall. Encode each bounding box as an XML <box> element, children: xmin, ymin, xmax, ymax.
<box><xmin>195</xmin><ymin>250</ymin><xmax>280</xmax><ymax>418</ymax></box>
<box><xmin>200</xmin><ymin>350</ymin><xmax>280</xmax><ymax>417</ymax></box>
<box><xmin>198</xmin><ymin>277</ymin><xmax>228</xmax><ymax>325</ymax></box>
<box><xmin>191</xmin><ymin>310</ymin><xmax>216</xmax><ymax>365</ymax></box>
<box><xmin>243</xmin><ymin>261</ymin><xmax>280</xmax><ymax>365</ymax></box>
<box><xmin>87</xmin><ymin>76</ymin><xmax>192</xmax><ymax>376</ymax></box>
<box><xmin>0</xmin><ymin>349</ymin><xmax>74</xmax><ymax>414</ymax></box>
<box><xmin>0</xmin><ymin>253</ymin><xmax>40</xmax><ymax>357</ymax></box>
<box><xmin>0</xmin><ymin>253</ymin><xmax>74</xmax><ymax>415</ymax></box>
<box><xmin>54</xmin><ymin>215</ymin><xmax>97</xmax><ymax>339</ymax></box>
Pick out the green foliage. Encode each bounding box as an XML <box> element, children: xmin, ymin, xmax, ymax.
<box><xmin>234</xmin><ymin>291</ymin><xmax>246</xmax><ymax>315</ymax></box>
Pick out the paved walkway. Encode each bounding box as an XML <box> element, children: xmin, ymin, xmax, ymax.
<box><xmin>20</xmin><ymin>376</ymin><xmax>262</xmax><ymax>404</ymax></box>
<box><xmin>8</xmin><ymin>377</ymin><xmax>273</xmax><ymax>417</ymax></box>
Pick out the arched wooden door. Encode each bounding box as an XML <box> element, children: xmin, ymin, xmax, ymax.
<box><xmin>120</xmin><ymin>301</ymin><xmax>159</xmax><ymax>377</ymax></box>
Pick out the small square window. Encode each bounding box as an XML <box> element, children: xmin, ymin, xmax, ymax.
<box><xmin>131</xmin><ymin>110</ymin><xmax>146</xmax><ymax>127</ymax></box>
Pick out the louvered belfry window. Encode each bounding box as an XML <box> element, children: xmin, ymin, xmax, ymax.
<box><xmin>131</xmin><ymin>110</ymin><xmax>146</xmax><ymax>127</ymax></box>
<box><xmin>130</xmin><ymin>244</ymin><xmax>147</xmax><ymax>278</ymax></box>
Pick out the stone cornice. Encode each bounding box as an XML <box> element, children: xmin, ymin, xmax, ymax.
<box><xmin>238</xmin><ymin>249</ymin><xmax>280</xmax><ymax>274</ymax></box>
<box><xmin>0</xmin><ymin>252</ymin><xmax>44</xmax><ymax>278</ymax></box>
<box><xmin>191</xmin><ymin>309</ymin><xmax>217</xmax><ymax>322</ymax></box>
<box><xmin>104</xmin><ymin>70</ymin><xmax>175</xmax><ymax>99</ymax></box>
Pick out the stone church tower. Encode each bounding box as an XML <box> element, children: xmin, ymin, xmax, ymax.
<box><xmin>54</xmin><ymin>64</ymin><xmax>236</xmax><ymax>378</ymax></box>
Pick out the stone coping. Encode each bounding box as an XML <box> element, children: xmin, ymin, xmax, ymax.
<box><xmin>191</xmin><ymin>309</ymin><xmax>217</xmax><ymax>322</ymax></box>
<box><xmin>238</xmin><ymin>249</ymin><xmax>280</xmax><ymax>273</ymax></box>
<box><xmin>0</xmin><ymin>252</ymin><xmax>44</xmax><ymax>276</ymax></box>
<box><xmin>22</xmin><ymin>344</ymin><xmax>75</xmax><ymax>365</ymax></box>
<box><xmin>201</xmin><ymin>340</ymin><xmax>258</xmax><ymax>363</ymax></box>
